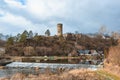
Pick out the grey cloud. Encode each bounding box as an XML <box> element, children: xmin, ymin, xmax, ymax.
<box><xmin>0</xmin><ymin>0</ymin><xmax>120</xmax><ymax>35</ymax></box>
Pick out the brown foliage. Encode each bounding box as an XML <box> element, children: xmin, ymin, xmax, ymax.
<box><xmin>77</xmin><ymin>35</ymin><xmax>117</xmax><ymax>50</ymax></box>
<box><xmin>104</xmin><ymin>45</ymin><xmax>120</xmax><ymax>77</ymax></box>
<box><xmin>0</xmin><ymin>69</ymin><xmax>107</xmax><ymax>80</ymax></box>
<box><xmin>24</xmin><ymin>46</ymin><xmax>35</xmax><ymax>56</ymax></box>
<box><xmin>35</xmin><ymin>47</ymin><xmax>52</xmax><ymax>56</ymax></box>
<box><xmin>107</xmin><ymin>46</ymin><xmax>120</xmax><ymax>66</ymax></box>
<box><xmin>0</xmin><ymin>40</ymin><xmax>6</xmax><ymax>47</ymax></box>
<box><xmin>5</xmin><ymin>34</ymin><xmax>117</xmax><ymax>56</ymax></box>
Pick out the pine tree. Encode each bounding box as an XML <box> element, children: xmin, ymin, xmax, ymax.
<box><xmin>28</xmin><ymin>30</ymin><xmax>33</xmax><ymax>38</ymax></box>
<box><xmin>7</xmin><ymin>37</ymin><xmax>14</xmax><ymax>45</ymax></box>
<box><xmin>45</xmin><ymin>29</ymin><xmax>50</xmax><ymax>36</ymax></box>
<box><xmin>20</xmin><ymin>30</ymin><xmax>28</xmax><ymax>42</ymax></box>
<box><xmin>15</xmin><ymin>33</ymin><xmax>21</xmax><ymax>42</ymax></box>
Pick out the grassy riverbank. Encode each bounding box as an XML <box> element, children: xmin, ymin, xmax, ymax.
<box><xmin>97</xmin><ymin>70</ymin><xmax>120</xmax><ymax>80</ymax></box>
<box><xmin>0</xmin><ymin>69</ymin><xmax>114</xmax><ymax>80</ymax></box>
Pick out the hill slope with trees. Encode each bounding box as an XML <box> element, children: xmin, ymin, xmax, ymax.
<box><xmin>4</xmin><ymin>30</ymin><xmax>118</xmax><ymax>56</ymax></box>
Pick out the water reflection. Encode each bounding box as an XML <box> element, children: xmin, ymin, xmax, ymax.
<box><xmin>79</xmin><ymin>60</ymin><xmax>102</xmax><ymax>65</ymax></box>
<box><xmin>22</xmin><ymin>58</ymin><xmax>103</xmax><ymax>65</ymax></box>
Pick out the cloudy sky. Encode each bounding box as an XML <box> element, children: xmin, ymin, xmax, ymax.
<box><xmin>0</xmin><ymin>0</ymin><xmax>120</xmax><ymax>35</ymax></box>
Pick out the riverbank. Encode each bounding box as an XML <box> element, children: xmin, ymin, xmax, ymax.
<box><xmin>103</xmin><ymin>63</ymin><xmax>120</xmax><ymax>80</ymax></box>
<box><xmin>0</xmin><ymin>69</ymin><xmax>109</xmax><ymax>80</ymax></box>
<box><xmin>97</xmin><ymin>70</ymin><xmax>120</xmax><ymax>80</ymax></box>
<box><xmin>1</xmin><ymin>67</ymin><xmax>120</xmax><ymax>80</ymax></box>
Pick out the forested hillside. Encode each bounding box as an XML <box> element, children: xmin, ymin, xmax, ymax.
<box><xmin>4</xmin><ymin>30</ymin><xmax>118</xmax><ymax>56</ymax></box>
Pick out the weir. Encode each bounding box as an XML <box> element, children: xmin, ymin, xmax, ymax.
<box><xmin>6</xmin><ymin>62</ymin><xmax>103</xmax><ymax>70</ymax></box>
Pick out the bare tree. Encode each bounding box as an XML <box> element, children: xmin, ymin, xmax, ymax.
<box><xmin>99</xmin><ymin>25</ymin><xmax>107</xmax><ymax>35</ymax></box>
<box><xmin>111</xmin><ymin>31</ymin><xmax>120</xmax><ymax>39</ymax></box>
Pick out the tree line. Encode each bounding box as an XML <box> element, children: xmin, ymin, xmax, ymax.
<box><xmin>4</xmin><ymin>28</ymin><xmax>118</xmax><ymax>56</ymax></box>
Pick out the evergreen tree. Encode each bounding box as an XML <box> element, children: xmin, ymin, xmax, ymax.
<box><xmin>28</xmin><ymin>30</ymin><xmax>33</xmax><ymax>38</ymax></box>
<box><xmin>16</xmin><ymin>33</ymin><xmax>21</xmax><ymax>42</ymax></box>
<box><xmin>7</xmin><ymin>37</ymin><xmax>14</xmax><ymax>45</ymax></box>
<box><xmin>23</xmin><ymin>30</ymin><xmax>29</xmax><ymax>37</ymax></box>
<box><xmin>14</xmin><ymin>33</ymin><xmax>21</xmax><ymax>42</ymax></box>
<box><xmin>34</xmin><ymin>33</ymin><xmax>39</xmax><ymax>41</ymax></box>
<box><xmin>20</xmin><ymin>30</ymin><xmax>28</xmax><ymax>42</ymax></box>
<box><xmin>45</xmin><ymin>29</ymin><xmax>50</xmax><ymax>36</ymax></box>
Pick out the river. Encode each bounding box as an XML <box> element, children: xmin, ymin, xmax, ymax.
<box><xmin>0</xmin><ymin>59</ymin><xmax>103</xmax><ymax>78</ymax></box>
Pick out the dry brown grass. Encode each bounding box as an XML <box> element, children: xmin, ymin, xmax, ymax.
<box><xmin>104</xmin><ymin>46</ymin><xmax>120</xmax><ymax>78</ymax></box>
<box><xmin>0</xmin><ymin>69</ymin><xmax>107</xmax><ymax>80</ymax></box>
<box><xmin>107</xmin><ymin>46</ymin><xmax>120</xmax><ymax>66</ymax></box>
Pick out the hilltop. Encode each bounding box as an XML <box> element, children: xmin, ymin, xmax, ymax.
<box><xmin>4</xmin><ymin>30</ymin><xmax>117</xmax><ymax>56</ymax></box>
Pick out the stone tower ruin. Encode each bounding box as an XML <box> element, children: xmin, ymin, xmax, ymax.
<box><xmin>57</xmin><ymin>23</ymin><xmax>63</xmax><ymax>37</ymax></box>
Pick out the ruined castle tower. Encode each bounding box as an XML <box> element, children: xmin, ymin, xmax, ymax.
<box><xmin>57</xmin><ymin>23</ymin><xmax>63</xmax><ymax>37</ymax></box>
